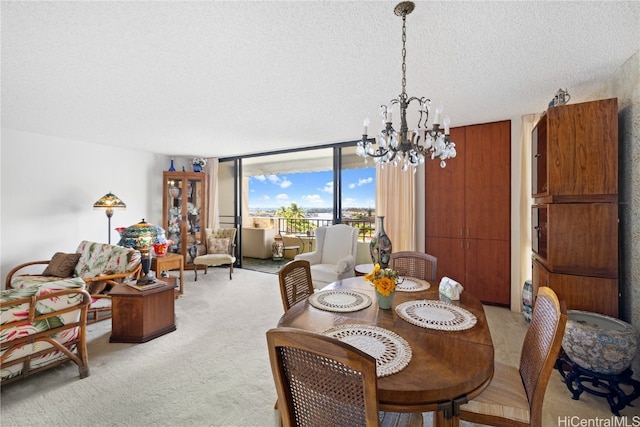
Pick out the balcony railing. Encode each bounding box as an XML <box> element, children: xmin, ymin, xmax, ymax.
<box><xmin>275</xmin><ymin>217</ymin><xmax>375</xmax><ymax>242</ymax></box>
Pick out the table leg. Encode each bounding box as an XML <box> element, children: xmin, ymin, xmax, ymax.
<box><xmin>434</xmin><ymin>401</ymin><xmax>460</xmax><ymax>427</ymax></box>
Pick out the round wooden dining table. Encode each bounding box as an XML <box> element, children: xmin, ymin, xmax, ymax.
<box><xmin>277</xmin><ymin>276</ymin><xmax>494</xmax><ymax>427</ymax></box>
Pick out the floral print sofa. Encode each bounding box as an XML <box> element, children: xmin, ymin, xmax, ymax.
<box><xmin>5</xmin><ymin>241</ymin><xmax>142</xmax><ymax>323</ymax></box>
<box><xmin>1</xmin><ymin>277</ymin><xmax>91</xmax><ymax>384</ymax></box>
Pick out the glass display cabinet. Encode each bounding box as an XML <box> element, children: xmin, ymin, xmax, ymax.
<box><xmin>162</xmin><ymin>171</ymin><xmax>208</xmax><ymax>268</ymax></box>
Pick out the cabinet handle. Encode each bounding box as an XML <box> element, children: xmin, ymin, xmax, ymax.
<box><xmin>534</xmin><ymin>153</ymin><xmax>542</xmax><ymax>158</ymax></box>
<box><xmin>460</xmin><ymin>228</ymin><xmax>464</xmax><ymax>237</ymax></box>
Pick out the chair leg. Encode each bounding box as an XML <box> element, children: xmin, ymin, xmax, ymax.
<box><xmin>194</xmin><ymin>266</ymin><xmax>198</xmax><ymax>281</ymax></box>
<box><xmin>229</xmin><ymin>264</ymin><xmax>233</xmax><ymax>280</ymax></box>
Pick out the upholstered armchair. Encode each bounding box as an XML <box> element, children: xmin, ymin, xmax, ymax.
<box><xmin>193</xmin><ymin>228</ymin><xmax>237</xmax><ymax>280</ymax></box>
<box><xmin>294</xmin><ymin>224</ymin><xmax>358</xmax><ymax>289</ymax></box>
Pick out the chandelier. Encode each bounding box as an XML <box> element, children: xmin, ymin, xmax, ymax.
<box><xmin>356</xmin><ymin>1</ymin><xmax>456</xmax><ymax>171</ymax></box>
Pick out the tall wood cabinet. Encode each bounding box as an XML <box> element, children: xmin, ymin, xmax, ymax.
<box><xmin>163</xmin><ymin>171</ymin><xmax>208</xmax><ymax>269</ymax></box>
<box><xmin>425</xmin><ymin>120</ymin><xmax>511</xmax><ymax>306</ymax></box>
<box><xmin>531</xmin><ymin>98</ymin><xmax>618</xmax><ymax>317</ymax></box>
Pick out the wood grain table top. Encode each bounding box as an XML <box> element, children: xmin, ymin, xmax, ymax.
<box><xmin>277</xmin><ymin>276</ymin><xmax>494</xmax><ymax>425</ymax></box>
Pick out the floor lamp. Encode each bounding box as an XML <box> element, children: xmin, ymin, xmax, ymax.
<box><xmin>93</xmin><ymin>192</ymin><xmax>126</xmax><ymax>244</ymax></box>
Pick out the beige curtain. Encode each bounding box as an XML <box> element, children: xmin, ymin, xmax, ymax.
<box><xmin>205</xmin><ymin>158</ymin><xmax>220</xmax><ymax>229</ymax></box>
<box><xmin>375</xmin><ymin>164</ymin><xmax>416</xmax><ymax>251</ymax></box>
<box><xmin>519</xmin><ymin>114</ymin><xmax>541</xmax><ymax>290</ymax></box>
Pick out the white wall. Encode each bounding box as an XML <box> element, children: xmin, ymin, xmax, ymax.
<box><xmin>0</xmin><ymin>129</ymin><xmax>168</xmax><ymax>284</ymax></box>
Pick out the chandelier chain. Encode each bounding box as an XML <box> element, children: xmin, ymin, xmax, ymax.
<box><xmin>401</xmin><ymin>13</ymin><xmax>407</xmax><ymax>99</ymax></box>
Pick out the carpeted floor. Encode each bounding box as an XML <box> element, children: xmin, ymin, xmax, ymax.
<box><xmin>1</xmin><ymin>268</ymin><xmax>637</xmax><ymax>426</ymax></box>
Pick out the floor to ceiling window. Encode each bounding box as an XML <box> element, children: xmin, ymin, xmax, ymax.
<box><xmin>219</xmin><ymin>143</ymin><xmax>375</xmax><ymax>266</ymax></box>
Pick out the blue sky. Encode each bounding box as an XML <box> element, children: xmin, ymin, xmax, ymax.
<box><xmin>248</xmin><ymin>167</ymin><xmax>376</xmax><ymax>210</ymax></box>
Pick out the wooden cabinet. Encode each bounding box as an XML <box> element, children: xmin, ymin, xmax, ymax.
<box><xmin>531</xmin><ymin>98</ymin><xmax>618</xmax><ymax>317</ymax></box>
<box><xmin>162</xmin><ymin>171</ymin><xmax>208</xmax><ymax>269</ymax></box>
<box><xmin>425</xmin><ymin>120</ymin><xmax>511</xmax><ymax>306</ymax></box>
<box><xmin>532</xmin><ymin>98</ymin><xmax>618</xmax><ymax>202</ymax></box>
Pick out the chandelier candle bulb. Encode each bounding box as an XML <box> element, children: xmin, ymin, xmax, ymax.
<box><xmin>443</xmin><ymin>116</ymin><xmax>451</xmax><ymax>135</ymax></box>
<box><xmin>363</xmin><ymin>116</ymin><xmax>370</xmax><ymax>134</ymax></box>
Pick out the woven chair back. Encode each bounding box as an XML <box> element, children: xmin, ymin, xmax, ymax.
<box><xmin>519</xmin><ymin>286</ymin><xmax>567</xmax><ymax>425</ymax></box>
<box><xmin>278</xmin><ymin>260</ymin><xmax>314</xmax><ymax>312</ymax></box>
<box><xmin>389</xmin><ymin>251</ymin><xmax>438</xmax><ymax>282</ymax></box>
<box><xmin>267</xmin><ymin>327</ymin><xmax>380</xmax><ymax>427</ymax></box>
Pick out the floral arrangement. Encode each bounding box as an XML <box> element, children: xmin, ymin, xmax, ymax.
<box><xmin>364</xmin><ymin>263</ymin><xmax>400</xmax><ymax>296</ymax></box>
<box><xmin>192</xmin><ymin>157</ymin><xmax>207</xmax><ymax>167</ymax></box>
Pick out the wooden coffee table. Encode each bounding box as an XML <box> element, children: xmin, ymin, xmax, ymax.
<box><xmin>109</xmin><ymin>281</ymin><xmax>176</xmax><ymax>343</ymax></box>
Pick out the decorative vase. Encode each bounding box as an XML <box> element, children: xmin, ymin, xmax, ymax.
<box><xmin>169</xmin><ymin>159</ymin><xmax>176</xmax><ymax>172</ymax></box>
<box><xmin>193</xmin><ymin>164</ymin><xmax>203</xmax><ymax>172</ymax></box>
<box><xmin>370</xmin><ymin>216</ymin><xmax>392</xmax><ymax>268</ymax></box>
<box><xmin>522</xmin><ymin>280</ymin><xmax>533</xmax><ymax>323</ymax></box>
<box><xmin>376</xmin><ymin>290</ymin><xmax>395</xmax><ymax>310</ymax></box>
<box><xmin>272</xmin><ymin>236</ymin><xmax>284</xmax><ymax>260</ymax></box>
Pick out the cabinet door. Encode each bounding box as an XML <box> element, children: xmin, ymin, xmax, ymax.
<box><xmin>465</xmin><ymin>121</ymin><xmax>511</xmax><ymax>240</ymax></box>
<box><xmin>546</xmin><ymin>98</ymin><xmax>618</xmax><ymax>198</ymax></box>
<box><xmin>165</xmin><ymin>175</ymin><xmax>184</xmax><ymax>252</ymax></box>
<box><xmin>425</xmin><ymin>127</ymin><xmax>465</xmax><ymax>238</ymax></box>
<box><xmin>163</xmin><ymin>172</ymin><xmax>208</xmax><ymax>267</ymax></box>
<box><xmin>465</xmin><ymin>239</ymin><xmax>510</xmax><ymax>306</ymax></box>
<box><xmin>425</xmin><ymin>237</ymin><xmax>465</xmax><ymax>285</ymax></box>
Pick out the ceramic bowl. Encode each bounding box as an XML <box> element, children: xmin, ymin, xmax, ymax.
<box><xmin>562</xmin><ymin>310</ymin><xmax>638</xmax><ymax>375</ymax></box>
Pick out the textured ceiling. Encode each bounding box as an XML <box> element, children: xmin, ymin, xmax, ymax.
<box><xmin>2</xmin><ymin>1</ymin><xmax>639</xmax><ymax>159</ymax></box>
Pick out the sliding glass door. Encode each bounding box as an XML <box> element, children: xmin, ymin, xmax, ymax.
<box><xmin>219</xmin><ymin>143</ymin><xmax>375</xmax><ymax>266</ymax></box>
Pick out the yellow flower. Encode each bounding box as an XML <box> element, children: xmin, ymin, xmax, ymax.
<box><xmin>364</xmin><ymin>263</ymin><xmax>398</xmax><ymax>296</ymax></box>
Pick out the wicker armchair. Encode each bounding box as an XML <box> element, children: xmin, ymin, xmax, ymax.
<box><xmin>277</xmin><ymin>260</ymin><xmax>314</xmax><ymax>312</ymax></box>
<box><xmin>193</xmin><ymin>228</ymin><xmax>237</xmax><ymax>280</ymax></box>
<box><xmin>389</xmin><ymin>251</ymin><xmax>437</xmax><ymax>282</ymax></box>
<box><xmin>267</xmin><ymin>327</ymin><xmax>423</xmax><ymax>427</ymax></box>
<box><xmin>459</xmin><ymin>286</ymin><xmax>567</xmax><ymax>426</ymax></box>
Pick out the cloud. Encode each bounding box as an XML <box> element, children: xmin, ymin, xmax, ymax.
<box><xmin>320</xmin><ymin>181</ymin><xmax>333</xmax><ymax>193</ymax></box>
<box><xmin>302</xmin><ymin>194</ymin><xmax>326</xmax><ymax>207</ymax></box>
<box><xmin>275</xmin><ymin>193</ymin><xmax>289</xmax><ymax>202</ymax></box>
<box><xmin>351</xmin><ymin>177</ymin><xmax>373</xmax><ymax>188</ymax></box>
<box><xmin>253</xmin><ymin>175</ymin><xmax>266</xmax><ymax>182</ymax></box>
<box><xmin>280</xmin><ymin>178</ymin><xmax>292</xmax><ymax>189</ymax></box>
<box><xmin>267</xmin><ymin>174</ymin><xmax>280</xmax><ymax>184</ymax></box>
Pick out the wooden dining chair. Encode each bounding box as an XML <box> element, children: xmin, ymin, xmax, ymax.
<box><xmin>389</xmin><ymin>251</ymin><xmax>437</xmax><ymax>282</ymax></box>
<box><xmin>458</xmin><ymin>286</ymin><xmax>567</xmax><ymax>427</ymax></box>
<box><xmin>267</xmin><ymin>327</ymin><xmax>423</xmax><ymax>427</ymax></box>
<box><xmin>277</xmin><ymin>259</ymin><xmax>314</xmax><ymax>312</ymax></box>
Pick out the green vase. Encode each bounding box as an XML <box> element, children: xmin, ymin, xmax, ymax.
<box><xmin>376</xmin><ymin>290</ymin><xmax>395</xmax><ymax>310</ymax></box>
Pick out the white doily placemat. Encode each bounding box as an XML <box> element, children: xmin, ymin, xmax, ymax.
<box><xmin>309</xmin><ymin>290</ymin><xmax>372</xmax><ymax>312</ymax></box>
<box><xmin>322</xmin><ymin>324</ymin><xmax>412</xmax><ymax>377</ymax></box>
<box><xmin>395</xmin><ymin>300</ymin><xmax>477</xmax><ymax>331</ymax></box>
<box><xmin>396</xmin><ymin>277</ymin><xmax>431</xmax><ymax>292</ymax></box>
